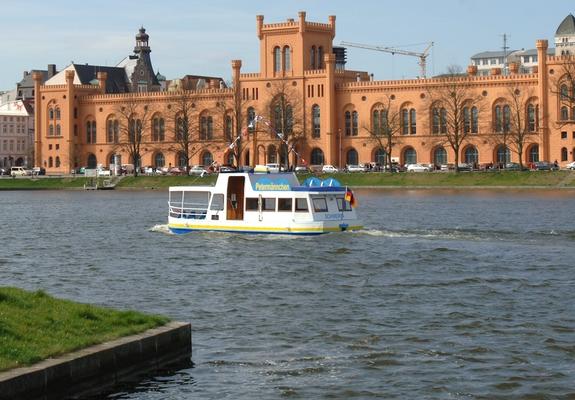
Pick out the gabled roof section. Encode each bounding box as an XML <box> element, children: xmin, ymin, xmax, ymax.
<box><xmin>45</xmin><ymin>64</ymin><xmax>129</xmax><ymax>93</ymax></box>
<box><xmin>72</xmin><ymin>64</ymin><xmax>129</xmax><ymax>93</ymax></box>
<box><xmin>556</xmin><ymin>14</ymin><xmax>575</xmax><ymax>35</ymax></box>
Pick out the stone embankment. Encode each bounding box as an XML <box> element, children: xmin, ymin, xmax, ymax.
<box><xmin>0</xmin><ymin>321</ymin><xmax>191</xmax><ymax>400</ymax></box>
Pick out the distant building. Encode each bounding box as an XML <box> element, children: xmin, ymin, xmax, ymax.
<box><xmin>555</xmin><ymin>14</ymin><xmax>575</xmax><ymax>56</ymax></box>
<box><xmin>17</xmin><ymin>65</ymin><xmax>58</xmax><ymax>101</ymax></box>
<box><xmin>0</xmin><ymin>100</ymin><xmax>34</xmax><ymax>168</ymax></box>
<box><xmin>471</xmin><ymin>48</ymin><xmax>555</xmax><ymax>76</ymax></box>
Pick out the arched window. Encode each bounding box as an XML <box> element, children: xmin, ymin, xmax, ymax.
<box><xmin>352</xmin><ymin>111</ymin><xmax>358</xmax><ymax>136</ymax></box>
<box><xmin>345</xmin><ymin>111</ymin><xmax>351</xmax><ymax>136</ymax></box>
<box><xmin>432</xmin><ymin>107</ymin><xmax>446</xmax><ymax>134</ymax></box>
<box><xmin>440</xmin><ymin>108</ymin><xmax>447</xmax><ymax>133</ymax></box>
<box><xmin>433</xmin><ymin>147</ymin><xmax>447</xmax><ymax>166</ymax></box>
<box><xmin>48</xmin><ymin>157</ymin><xmax>53</xmax><ymax>167</ymax></box>
<box><xmin>432</xmin><ymin>108</ymin><xmax>440</xmax><ymax>134</ymax></box>
<box><xmin>274</xmin><ymin>46</ymin><xmax>281</xmax><ymax>73</ymax></box>
<box><xmin>56</xmin><ymin>124</ymin><xmax>61</xmax><ymax>136</ymax></box>
<box><xmin>463</xmin><ymin>107</ymin><xmax>471</xmax><ymax>133</ymax></box>
<box><xmin>247</xmin><ymin>107</ymin><xmax>255</xmax><ymax>132</ymax></box>
<box><xmin>527</xmin><ymin>104</ymin><xmax>536</xmax><ymax>132</ymax></box>
<box><xmin>225</xmin><ymin>115</ymin><xmax>233</xmax><ymax>140</ymax></box>
<box><xmin>273</xmin><ymin>104</ymin><xmax>283</xmax><ymax>134</ymax></box>
<box><xmin>375</xmin><ymin>148</ymin><xmax>387</xmax><ymax>166</ymax></box>
<box><xmin>200</xmin><ymin>115</ymin><xmax>213</xmax><ymax>140</ymax></box>
<box><xmin>55</xmin><ymin>156</ymin><xmax>61</xmax><ymax>168</ymax></box>
<box><xmin>267</xmin><ymin>144</ymin><xmax>277</xmax><ymax>164</ymax></box>
<box><xmin>283</xmin><ymin>46</ymin><xmax>291</xmax><ymax>71</ymax></box>
<box><xmin>49</xmin><ymin>108</ymin><xmax>54</xmax><ymax>120</ymax></box>
<box><xmin>561</xmin><ymin>106</ymin><xmax>569</xmax><ymax>121</ymax></box>
<box><xmin>561</xmin><ymin>84</ymin><xmax>569</xmax><ymax>100</ymax></box>
<box><xmin>86</xmin><ymin>121</ymin><xmax>96</xmax><ymax>144</ymax></box>
<box><xmin>312</xmin><ymin>105</ymin><xmax>321</xmax><ymax>138</ymax></box>
<box><xmin>497</xmin><ymin>145</ymin><xmax>511</xmax><ymax>164</ymax></box>
<box><xmin>310</xmin><ymin>148</ymin><xmax>324</xmax><ymax>165</ymax></box>
<box><xmin>129</xmin><ymin>118</ymin><xmax>142</xmax><ymax>143</ymax></box>
<box><xmin>409</xmin><ymin>109</ymin><xmax>417</xmax><ymax>134</ymax></box>
<box><xmin>153</xmin><ymin>116</ymin><xmax>165</xmax><ymax>141</ymax></box>
<box><xmin>55</xmin><ymin>108</ymin><xmax>61</xmax><ymax>120</ymax></box>
<box><xmin>372</xmin><ymin>110</ymin><xmax>380</xmax><ymax>135</ymax></box>
<box><xmin>471</xmin><ymin>107</ymin><xmax>478</xmax><ymax>133</ymax></box>
<box><xmin>178</xmin><ymin>152</ymin><xmax>187</xmax><ymax>168</ymax></box>
<box><xmin>318</xmin><ymin>46</ymin><xmax>324</xmax><ymax>69</ymax></box>
<box><xmin>310</xmin><ymin>46</ymin><xmax>316</xmax><ymax>69</ymax></box>
<box><xmin>346</xmin><ymin>148</ymin><xmax>358</xmax><ymax>165</ymax></box>
<box><xmin>49</xmin><ymin>124</ymin><xmax>54</xmax><ymax>136</ymax></box>
<box><xmin>503</xmin><ymin>105</ymin><xmax>511</xmax><ymax>132</ymax></box>
<box><xmin>404</xmin><ymin>148</ymin><xmax>417</xmax><ymax>164</ymax></box>
<box><xmin>495</xmin><ymin>105</ymin><xmax>503</xmax><ymax>132</ymax></box>
<box><xmin>529</xmin><ymin>145</ymin><xmax>539</xmax><ymax>163</ymax></box>
<box><xmin>87</xmin><ymin>153</ymin><xmax>97</xmax><ymax>168</ymax></box>
<box><xmin>285</xmin><ymin>105</ymin><xmax>293</xmax><ymax>134</ymax></box>
<box><xmin>202</xmin><ymin>151</ymin><xmax>213</xmax><ymax>166</ymax></box>
<box><xmin>401</xmin><ymin>109</ymin><xmax>409</xmax><ymax>135</ymax></box>
<box><xmin>464</xmin><ymin>146</ymin><xmax>479</xmax><ymax>165</ymax></box>
<box><xmin>561</xmin><ymin>147</ymin><xmax>568</xmax><ymax>161</ymax></box>
<box><xmin>154</xmin><ymin>153</ymin><xmax>165</xmax><ymax>168</ymax></box>
<box><xmin>226</xmin><ymin>152</ymin><xmax>235</xmax><ymax>166</ymax></box>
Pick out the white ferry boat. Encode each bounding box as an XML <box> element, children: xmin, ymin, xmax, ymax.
<box><xmin>167</xmin><ymin>171</ymin><xmax>362</xmax><ymax>235</ymax></box>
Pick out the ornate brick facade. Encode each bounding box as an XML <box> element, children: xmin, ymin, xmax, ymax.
<box><xmin>34</xmin><ymin>12</ymin><xmax>575</xmax><ymax>174</ymax></box>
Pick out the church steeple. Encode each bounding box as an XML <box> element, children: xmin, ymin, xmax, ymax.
<box><xmin>134</xmin><ymin>27</ymin><xmax>151</xmax><ymax>55</ymax></box>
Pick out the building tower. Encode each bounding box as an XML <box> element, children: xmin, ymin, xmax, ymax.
<box><xmin>130</xmin><ymin>27</ymin><xmax>160</xmax><ymax>92</ymax></box>
<box><xmin>555</xmin><ymin>14</ymin><xmax>575</xmax><ymax>56</ymax></box>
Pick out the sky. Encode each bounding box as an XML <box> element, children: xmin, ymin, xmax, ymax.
<box><xmin>0</xmin><ymin>0</ymin><xmax>569</xmax><ymax>90</ymax></box>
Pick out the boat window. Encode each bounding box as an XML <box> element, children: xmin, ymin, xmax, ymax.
<box><xmin>245</xmin><ymin>197</ymin><xmax>258</xmax><ymax>211</ymax></box>
<box><xmin>169</xmin><ymin>190</ymin><xmax>184</xmax><ymax>204</ymax></box>
<box><xmin>262</xmin><ymin>198</ymin><xmax>276</xmax><ymax>211</ymax></box>
<box><xmin>336</xmin><ymin>197</ymin><xmax>352</xmax><ymax>212</ymax></box>
<box><xmin>183</xmin><ymin>191</ymin><xmax>210</xmax><ymax>209</ymax></box>
<box><xmin>312</xmin><ymin>197</ymin><xmax>328</xmax><ymax>212</ymax></box>
<box><xmin>278</xmin><ymin>198</ymin><xmax>292</xmax><ymax>212</ymax></box>
<box><xmin>210</xmin><ymin>194</ymin><xmax>224</xmax><ymax>211</ymax></box>
<box><xmin>295</xmin><ymin>198</ymin><xmax>309</xmax><ymax>212</ymax></box>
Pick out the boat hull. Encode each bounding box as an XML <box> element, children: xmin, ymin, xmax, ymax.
<box><xmin>168</xmin><ymin>220</ymin><xmax>363</xmax><ymax>235</ymax></box>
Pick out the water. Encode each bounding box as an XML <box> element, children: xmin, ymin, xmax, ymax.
<box><xmin>1</xmin><ymin>188</ymin><xmax>575</xmax><ymax>399</ymax></box>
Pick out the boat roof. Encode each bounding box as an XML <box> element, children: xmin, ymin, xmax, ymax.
<box><xmin>169</xmin><ymin>172</ymin><xmax>347</xmax><ymax>193</ymax></box>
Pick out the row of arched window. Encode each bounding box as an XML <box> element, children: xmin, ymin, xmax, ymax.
<box><xmin>310</xmin><ymin>46</ymin><xmax>324</xmax><ymax>69</ymax></box>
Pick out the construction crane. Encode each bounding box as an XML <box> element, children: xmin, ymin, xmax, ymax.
<box><xmin>340</xmin><ymin>41</ymin><xmax>434</xmax><ymax>78</ymax></box>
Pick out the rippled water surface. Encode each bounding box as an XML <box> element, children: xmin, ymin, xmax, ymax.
<box><xmin>2</xmin><ymin>188</ymin><xmax>575</xmax><ymax>399</ymax></box>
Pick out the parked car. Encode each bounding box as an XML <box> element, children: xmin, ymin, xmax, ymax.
<box><xmin>440</xmin><ymin>163</ymin><xmax>455</xmax><ymax>172</ymax></box>
<box><xmin>322</xmin><ymin>164</ymin><xmax>339</xmax><ymax>173</ymax></box>
<box><xmin>0</xmin><ymin>167</ymin><xmax>9</xmax><ymax>176</ymax></box>
<box><xmin>219</xmin><ymin>165</ymin><xmax>237</xmax><ymax>173</ymax></box>
<box><xmin>457</xmin><ymin>163</ymin><xmax>472</xmax><ymax>172</ymax></box>
<box><xmin>406</xmin><ymin>163</ymin><xmax>432</xmax><ymax>172</ymax></box>
<box><xmin>10</xmin><ymin>166</ymin><xmax>28</xmax><ymax>176</ymax></box>
<box><xmin>533</xmin><ymin>161</ymin><xmax>558</xmax><ymax>171</ymax></box>
<box><xmin>98</xmin><ymin>168</ymin><xmax>111</xmax><ymax>176</ymax></box>
<box><xmin>564</xmin><ymin>161</ymin><xmax>575</xmax><ymax>170</ymax></box>
<box><xmin>189</xmin><ymin>165</ymin><xmax>209</xmax><ymax>176</ymax></box>
<box><xmin>295</xmin><ymin>165</ymin><xmax>310</xmax><ymax>174</ymax></box>
<box><xmin>505</xmin><ymin>162</ymin><xmax>521</xmax><ymax>171</ymax></box>
<box><xmin>32</xmin><ymin>167</ymin><xmax>46</xmax><ymax>176</ymax></box>
<box><xmin>346</xmin><ymin>164</ymin><xmax>366</xmax><ymax>173</ymax></box>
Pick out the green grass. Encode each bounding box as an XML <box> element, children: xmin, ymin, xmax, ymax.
<box><xmin>1</xmin><ymin>170</ymin><xmax>574</xmax><ymax>190</ymax></box>
<box><xmin>0</xmin><ymin>287</ymin><xmax>169</xmax><ymax>371</ymax></box>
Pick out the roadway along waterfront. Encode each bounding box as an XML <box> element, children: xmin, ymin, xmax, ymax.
<box><xmin>1</xmin><ymin>189</ymin><xmax>574</xmax><ymax>398</ymax></box>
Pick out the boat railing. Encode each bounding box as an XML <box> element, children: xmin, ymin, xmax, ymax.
<box><xmin>169</xmin><ymin>201</ymin><xmax>208</xmax><ymax>220</ymax></box>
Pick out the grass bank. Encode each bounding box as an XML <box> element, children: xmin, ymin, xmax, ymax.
<box><xmin>1</xmin><ymin>170</ymin><xmax>574</xmax><ymax>190</ymax></box>
<box><xmin>0</xmin><ymin>287</ymin><xmax>169</xmax><ymax>371</ymax></box>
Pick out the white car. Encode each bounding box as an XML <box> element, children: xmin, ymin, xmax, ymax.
<box><xmin>265</xmin><ymin>163</ymin><xmax>282</xmax><ymax>173</ymax></box>
<box><xmin>189</xmin><ymin>165</ymin><xmax>209</xmax><ymax>176</ymax></box>
<box><xmin>406</xmin><ymin>163</ymin><xmax>432</xmax><ymax>172</ymax></box>
<box><xmin>564</xmin><ymin>161</ymin><xmax>575</xmax><ymax>170</ymax></box>
<box><xmin>322</xmin><ymin>164</ymin><xmax>339</xmax><ymax>173</ymax></box>
<box><xmin>346</xmin><ymin>164</ymin><xmax>366</xmax><ymax>173</ymax></box>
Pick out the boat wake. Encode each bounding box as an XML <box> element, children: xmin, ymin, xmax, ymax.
<box><xmin>149</xmin><ymin>224</ymin><xmax>173</xmax><ymax>235</ymax></box>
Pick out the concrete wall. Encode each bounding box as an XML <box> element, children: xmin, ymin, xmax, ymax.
<box><xmin>0</xmin><ymin>321</ymin><xmax>191</xmax><ymax>400</ymax></box>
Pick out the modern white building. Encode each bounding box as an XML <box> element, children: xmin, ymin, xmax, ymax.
<box><xmin>0</xmin><ymin>100</ymin><xmax>34</xmax><ymax>168</ymax></box>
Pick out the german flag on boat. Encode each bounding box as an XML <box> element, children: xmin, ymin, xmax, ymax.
<box><xmin>345</xmin><ymin>187</ymin><xmax>356</xmax><ymax>207</ymax></box>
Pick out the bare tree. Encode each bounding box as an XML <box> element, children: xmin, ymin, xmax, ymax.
<box><xmin>165</xmin><ymin>91</ymin><xmax>200</xmax><ymax>172</ymax></box>
<box><xmin>361</xmin><ymin>95</ymin><xmax>403</xmax><ymax>171</ymax></box>
<box><xmin>114</xmin><ymin>95</ymin><xmax>152</xmax><ymax>176</ymax></box>
<box><xmin>262</xmin><ymin>80</ymin><xmax>304</xmax><ymax>169</ymax></box>
<box><xmin>427</xmin><ymin>65</ymin><xmax>484</xmax><ymax>172</ymax></box>
<box><xmin>504</xmin><ymin>86</ymin><xmax>539</xmax><ymax>169</ymax></box>
<box><xmin>213</xmin><ymin>86</ymin><xmax>250</xmax><ymax>168</ymax></box>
